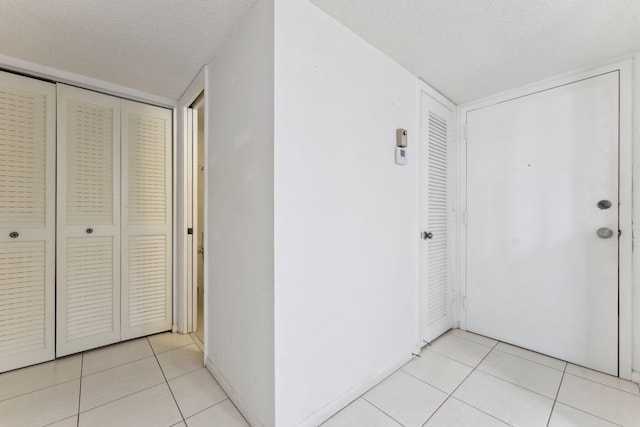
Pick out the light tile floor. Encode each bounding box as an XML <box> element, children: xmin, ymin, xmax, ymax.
<box><xmin>323</xmin><ymin>329</ymin><xmax>640</xmax><ymax>427</ymax></box>
<box><xmin>0</xmin><ymin>332</ymin><xmax>248</xmax><ymax>427</ymax></box>
<box><xmin>2</xmin><ymin>329</ymin><xmax>640</xmax><ymax>426</ymax></box>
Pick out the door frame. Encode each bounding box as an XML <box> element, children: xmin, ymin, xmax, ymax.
<box><xmin>457</xmin><ymin>59</ymin><xmax>633</xmax><ymax>379</ymax></box>
<box><xmin>417</xmin><ymin>80</ymin><xmax>458</xmax><ymax>346</ymax></box>
<box><xmin>176</xmin><ymin>65</ymin><xmax>208</xmax><ymax>348</ymax></box>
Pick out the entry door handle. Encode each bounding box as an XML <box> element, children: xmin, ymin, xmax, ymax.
<box><xmin>422</xmin><ymin>231</ymin><xmax>433</xmax><ymax>240</ymax></box>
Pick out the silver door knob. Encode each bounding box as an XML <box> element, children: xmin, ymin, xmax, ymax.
<box><xmin>422</xmin><ymin>231</ymin><xmax>433</xmax><ymax>240</ymax></box>
<box><xmin>597</xmin><ymin>200</ymin><xmax>612</xmax><ymax>210</ymax></box>
<box><xmin>596</xmin><ymin>228</ymin><xmax>614</xmax><ymax>239</ymax></box>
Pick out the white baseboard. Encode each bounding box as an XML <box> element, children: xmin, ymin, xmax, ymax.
<box><xmin>205</xmin><ymin>358</ymin><xmax>266</xmax><ymax>427</ymax></box>
<box><xmin>632</xmin><ymin>370</ymin><xmax>640</xmax><ymax>385</ymax></box>
<box><xmin>295</xmin><ymin>351</ymin><xmax>414</xmax><ymax>427</ymax></box>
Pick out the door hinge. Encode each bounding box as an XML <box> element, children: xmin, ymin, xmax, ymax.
<box><xmin>463</xmin><ymin>125</ymin><xmax>468</xmax><ymax>140</ymax></box>
<box><xmin>462</xmin><ymin>296</ymin><xmax>468</xmax><ymax>311</ymax></box>
<box><xmin>619</xmin><ymin>229</ymin><xmax>622</xmax><ymax>238</ymax></box>
<box><xmin>463</xmin><ymin>210</ymin><xmax>468</xmax><ymax>225</ymax></box>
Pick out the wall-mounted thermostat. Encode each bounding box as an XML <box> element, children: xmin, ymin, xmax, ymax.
<box><xmin>396</xmin><ymin>128</ymin><xmax>408</xmax><ymax>165</ymax></box>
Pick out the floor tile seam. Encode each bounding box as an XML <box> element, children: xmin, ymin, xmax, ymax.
<box><xmin>152</xmin><ymin>341</ymin><xmax>195</xmax><ymax>356</ymax></box>
<box><xmin>470</xmin><ymin>367</ymin><xmax>558</xmax><ymax>401</ymax></box>
<box><xmin>422</xmin><ymin>347</ymin><xmax>478</xmax><ymax>369</ymax></box>
<box><xmin>152</xmin><ymin>339</ymin><xmax>187</xmax><ymax>423</ymax></box>
<box><xmin>78</xmin><ymin>377</ymin><xmax>167</xmax><ymax>414</ymax></box>
<box><xmin>398</xmin><ymin>368</ymin><xmax>456</xmax><ymax>395</ymax></box>
<box><xmin>165</xmin><ymin>364</ymin><xmax>205</xmax><ymax>382</ymax></box>
<box><xmin>551</xmin><ymin>401</ymin><xmax>625</xmax><ymax>427</ymax></box>
<box><xmin>544</xmin><ymin>359</ymin><xmax>566</xmax><ymax>427</ymax></box>
<box><xmin>490</xmin><ymin>347</ymin><xmax>566</xmax><ymax>372</ymax></box>
<box><xmin>450</xmin><ymin>332</ymin><xmax>499</xmax><ymax>349</ymax></box>
<box><xmin>41</xmin><ymin>415</ymin><xmax>78</xmax><ymax>427</ymax></box>
<box><xmin>151</xmin><ymin>334</ymin><xmax>197</xmax><ymax>356</ymax></box>
<box><xmin>0</xmin><ymin>376</ymin><xmax>81</xmax><ymax>404</ymax></box>
<box><xmin>422</xmin><ymin>341</ymin><xmax>496</xmax><ymax>426</ymax></box>
<box><xmin>76</xmin><ymin>353</ymin><xmax>83</xmax><ymax>427</ymax></box>
<box><xmin>181</xmin><ymin>398</ymin><xmax>230</xmax><ymax>422</ymax></box>
<box><xmin>166</xmin><ymin>364</ymin><xmax>209</xmax><ymax>385</ymax></box>
<box><xmin>81</xmin><ymin>353</ymin><xmax>157</xmax><ymax>378</ymax></box>
<box><xmin>562</xmin><ymin>371</ymin><xmax>640</xmax><ymax>398</ymax></box>
<box><xmin>446</xmin><ymin>396</ymin><xmax>516</xmax><ymax>427</ymax></box>
<box><xmin>360</xmin><ymin>396</ymin><xmax>406</xmax><ymax>426</ymax></box>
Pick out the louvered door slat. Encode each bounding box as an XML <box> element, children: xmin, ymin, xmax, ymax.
<box><xmin>0</xmin><ymin>71</ymin><xmax>55</xmax><ymax>373</ymax></box>
<box><xmin>121</xmin><ymin>101</ymin><xmax>172</xmax><ymax>340</ymax></box>
<box><xmin>421</xmin><ymin>94</ymin><xmax>454</xmax><ymax>343</ymax></box>
<box><xmin>57</xmin><ymin>85</ymin><xmax>121</xmax><ymax>356</ymax></box>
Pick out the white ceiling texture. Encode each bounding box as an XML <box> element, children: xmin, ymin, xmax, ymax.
<box><xmin>0</xmin><ymin>0</ymin><xmax>256</xmax><ymax>100</ymax></box>
<box><xmin>1</xmin><ymin>1</ymin><xmax>639</xmax><ymax>103</ymax></box>
<box><xmin>310</xmin><ymin>0</ymin><xmax>640</xmax><ymax>103</ymax></box>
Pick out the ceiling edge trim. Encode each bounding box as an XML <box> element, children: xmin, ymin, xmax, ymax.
<box><xmin>0</xmin><ymin>53</ymin><xmax>177</xmax><ymax>108</ymax></box>
<box><xmin>458</xmin><ymin>50</ymin><xmax>640</xmax><ymax>110</ymax></box>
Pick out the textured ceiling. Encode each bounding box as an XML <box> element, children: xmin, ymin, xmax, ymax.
<box><xmin>309</xmin><ymin>0</ymin><xmax>640</xmax><ymax>103</ymax></box>
<box><xmin>0</xmin><ymin>0</ymin><xmax>256</xmax><ymax>99</ymax></box>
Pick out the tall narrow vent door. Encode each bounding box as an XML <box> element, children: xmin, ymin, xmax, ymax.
<box><xmin>421</xmin><ymin>94</ymin><xmax>454</xmax><ymax>343</ymax></box>
<box><xmin>57</xmin><ymin>85</ymin><xmax>121</xmax><ymax>356</ymax></box>
<box><xmin>0</xmin><ymin>71</ymin><xmax>56</xmax><ymax>372</ymax></box>
<box><xmin>121</xmin><ymin>100</ymin><xmax>172</xmax><ymax>339</ymax></box>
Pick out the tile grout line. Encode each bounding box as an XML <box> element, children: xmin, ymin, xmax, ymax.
<box><xmin>421</xmin><ymin>340</ymin><xmax>500</xmax><ymax>426</ymax></box>
<box><xmin>181</xmin><ymin>397</ymin><xmax>230</xmax><ymax>423</ymax></box>
<box><xmin>431</xmin><ymin>334</ymin><xmax>636</xmax><ymax>400</ymax></box>
<box><xmin>447</xmin><ymin>396</ymin><xmax>515</xmax><ymax>427</ymax></box>
<box><xmin>149</xmin><ymin>337</ymin><xmax>187</xmax><ymax>424</ymax></box>
<box><xmin>491</xmin><ymin>347</ymin><xmax>565</xmax><ymax>372</ymax></box>
<box><xmin>544</xmin><ymin>360</ymin><xmax>567</xmax><ymax>427</ymax></box>
<box><xmin>77</xmin><ymin>380</ymin><xmax>167</xmax><ymax>416</ymax></box>
<box><xmin>555</xmin><ymin>401</ymin><xmax>625</xmax><ymax>427</ymax></box>
<box><xmin>473</xmin><ymin>365</ymin><xmax>561</xmax><ymax>401</ymax></box>
<box><xmin>561</xmin><ymin>371</ymin><xmax>640</xmax><ymax>397</ymax></box>
<box><xmin>76</xmin><ymin>352</ymin><xmax>84</xmax><ymax>427</ymax></box>
<box><xmin>0</xmin><ymin>376</ymin><xmax>81</xmax><ymax>404</ymax></box>
<box><xmin>452</xmin><ymin>332</ymin><xmax>566</xmax><ymax>373</ymax></box>
<box><xmin>359</xmin><ymin>397</ymin><xmax>405</xmax><ymax>426</ymax></box>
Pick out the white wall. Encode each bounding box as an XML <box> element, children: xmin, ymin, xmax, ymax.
<box><xmin>273</xmin><ymin>1</ymin><xmax>419</xmax><ymax>425</ymax></box>
<box><xmin>205</xmin><ymin>1</ymin><xmax>275</xmax><ymax>425</ymax></box>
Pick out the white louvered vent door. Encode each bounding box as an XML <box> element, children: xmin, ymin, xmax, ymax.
<box><xmin>0</xmin><ymin>71</ymin><xmax>56</xmax><ymax>372</ymax></box>
<box><xmin>420</xmin><ymin>94</ymin><xmax>454</xmax><ymax>343</ymax></box>
<box><xmin>121</xmin><ymin>100</ymin><xmax>172</xmax><ymax>340</ymax></box>
<box><xmin>57</xmin><ymin>85</ymin><xmax>121</xmax><ymax>356</ymax></box>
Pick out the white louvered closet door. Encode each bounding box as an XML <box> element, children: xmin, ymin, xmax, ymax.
<box><xmin>420</xmin><ymin>94</ymin><xmax>454</xmax><ymax>343</ymax></box>
<box><xmin>121</xmin><ymin>100</ymin><xmax>172</xmax><ymax>340</ymax></box>
<box><xmin>57</xmin><ymin>85</ymin><xmax>121</xmax><ymax>356</ymax></box>
<box><xmin>0</xmin><ymin>71</ymin><xmax>56</xmax><ymax>372</ymax></box>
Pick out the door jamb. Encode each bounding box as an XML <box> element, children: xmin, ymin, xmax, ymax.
<box><xmin>176</xmin><ymin>66</ymin><xmax>207</xmax><ymax>353</ymax></box>
<box><xmin>456</xmin><ymin>59</ymin><xmax>633</xmax><ymax>380</ymax></box>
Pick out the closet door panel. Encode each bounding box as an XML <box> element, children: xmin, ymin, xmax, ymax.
<box><xmin>0</xmin><ymin>72</ymin><xmax>55</xmax><ymax>372</ymax></box>
<box><xmin>121</xmin><ymin>100</ymin><xmax>172</xmax><ymax>339</ymax></box>
<box><xmin>57</xmin><ymin>84</ymin><xmax>121</xmax><ymax>356</ymax></box>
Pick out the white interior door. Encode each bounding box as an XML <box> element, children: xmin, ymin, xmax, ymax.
<box><xmin>0</xmin><ymin>71</ymin><xmax>56</xmax><ymax>372</ymax></box>
<box><xmin>57</xmin><ymin>84</ymin><xmax>121</xmax><ymax>356</ymax></box>
<box><xmin>465</xmin><ymin>72</ymin><xmax>619</xmax><ymax>375</ymax></box>
<box><xmin>420</xmin><ymin>93</ymin><xmax>455</xmax><ymax>343</ymax></box>
<box><xmin>121</xmin><ymin>100</ymin><xmax>173</xmax><ymax>340</ymax></box>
